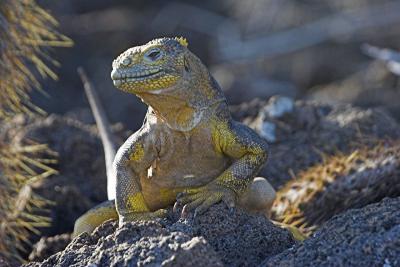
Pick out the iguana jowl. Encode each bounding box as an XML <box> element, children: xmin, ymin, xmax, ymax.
<box><xmin>74</xmin><ymin>37</ymin><xmax>276</xmax><ymax>236</ymax></box>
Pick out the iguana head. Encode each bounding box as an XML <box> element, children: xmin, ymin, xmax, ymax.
<box><xmin>111</xmin><ymin>37</ymin><xmax>226</xmax><ymax>131</ymax></box>
<box><xmin>111</xmin><ymin>37</ymin><xmax>189</xmax><ymax>93</ymax></box>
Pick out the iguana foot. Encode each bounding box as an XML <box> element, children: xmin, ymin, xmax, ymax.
<box><xmin>175</xmin><ymin>177</ymin><xmax>276</xmax><ymax>218</ymax></box>
<box><xmin>175</xmin><ymin>182</ymin><xmax>236</xmax><ymax>217</ymax></box>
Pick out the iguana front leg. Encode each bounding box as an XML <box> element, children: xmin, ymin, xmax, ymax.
<box><xmin>177</xmin><ymin>120</ymin><xmax>269</xmax><ymax>216</ymax></box>
<box><xmin>114</xmin><ymin>127</ymin><xmax>167</xmax><ymax>224</ymax></box>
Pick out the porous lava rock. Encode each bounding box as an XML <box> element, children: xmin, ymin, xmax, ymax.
<box><xmin>28</xmin><ymin>234</ymin><xmax>72</xmax><ymax>263</ymax></box>
<box><xmin>263</xmin><ymin>197</ymin><xmax>400</xmax><ymax>267</ymax></box>
<box><xmin>25</xmin><ymin>204</ymin><xmax>295</xmax><ymax>267</ymax></box>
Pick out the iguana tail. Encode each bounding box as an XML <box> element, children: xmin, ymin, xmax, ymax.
<box><xmin>78</xmin><ymin>67</ymin><xmax>117</xmax><ymax>200</ymax></box>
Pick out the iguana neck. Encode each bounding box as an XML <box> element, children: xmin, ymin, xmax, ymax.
<box><xmin>138</xmin><ymin>92</ymin><xmax>203</xmax><ymax>131</ymax></box>
<box><xmin>137</xmin><ymin>77</ymin><xmax>226</xmax><ymax>132</ymax></box>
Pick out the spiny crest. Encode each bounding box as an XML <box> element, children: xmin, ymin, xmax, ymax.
<box><xmin>147</xmin><ymin>37</ymin><xmax>188</xmax><ymax>48</ymax></box>
<box><xmin>174</xmin><ymin>36</ymin><xmax>188</xmax><ymax>47</ymax></box>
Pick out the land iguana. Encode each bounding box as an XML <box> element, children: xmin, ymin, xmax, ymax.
<box><xmin>73</xmin><ymin>37</ymin><xmax>276</xmax><ymax>236</ymax></box>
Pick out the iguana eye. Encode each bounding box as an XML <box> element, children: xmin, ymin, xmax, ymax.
<box><xmin>122</xmin><ymin>58</ymin><xmax>131</xmax><ymax>66</ymax></box>
<box><xmin>145</xmin><ymin>49</ymin><xmax>162</xmax><ymax>61</ymax></box>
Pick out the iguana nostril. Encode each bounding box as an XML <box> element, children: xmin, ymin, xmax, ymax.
<box><xmin>111</xmin><ymin>69</ymin><xmax>121</xmax><ymax>80</ymax></box>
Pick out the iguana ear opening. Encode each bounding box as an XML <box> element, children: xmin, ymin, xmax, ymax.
<box><xmin>175</xmin><ymin>37</ymin><xmax>188</xmax><ymax>47</ymax></box>
<box><xmin>184</xmin><ymin>55</ymin><xmax>190</xmax><ymax>72</ymax></box>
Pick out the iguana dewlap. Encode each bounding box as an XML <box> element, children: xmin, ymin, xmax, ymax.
<box><xmin>73</xmin><ymin>37</ymin><xmax>276</xmax><ymax>236</ymax></box>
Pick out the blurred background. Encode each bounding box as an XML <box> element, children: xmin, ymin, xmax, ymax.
<box><xmin>34</xmin><ymin>0</ymin><xmax>400</xmax><ymax>129</ymax></box>
<box><xmin>2</xmin><ymin>1</ymin><xmax>400</xmax><ymax>265</ymax></box>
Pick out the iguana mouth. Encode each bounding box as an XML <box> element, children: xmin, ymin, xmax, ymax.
<box><xmin>112</xmin><ymin>69</ymin><xmax>165</xmax><ymax>86</ymax></box>
<box><xmin>111</xmin><ymin>69</ymin><xmax>165</xmax><ymax>86</ymax></box>
<box><xmin>113</xmin><ymin>70</ymin><xmax>164</xmax><ymax>86</ymax></box>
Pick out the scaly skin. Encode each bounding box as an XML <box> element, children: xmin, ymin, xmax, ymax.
<box><xmin>73</xmin><ymin>37</ymin><xmax>276</xmax><ymax>236</ymax></box>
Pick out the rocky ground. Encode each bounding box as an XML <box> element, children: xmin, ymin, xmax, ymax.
<box><xmin>25</xmin><ymin>204</ymin><xmax>295</xmax><ymax>267</ymax></box>
<box><xmin>26</xmin><ymin>198</ymin><xmax>400</xmax><ymax>267</ymax></box>
<box><xmin>1</xmin><ymin>97</ymin><xmax>399</xmax><ymax>266</ymax></box>
<box><xmin>264</xmin><ymin>197</ymin><xmax>400</xmax><ymax>267</ymax></box>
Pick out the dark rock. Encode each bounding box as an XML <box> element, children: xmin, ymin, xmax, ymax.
<box><xmin>25</xmin><ymin>203</ymin><xmax>295</xmax><ymax>267</ymax></box>
<box><xmin>26</xmin><ymin>220</ymin><xmax>215</xmax><ymax>267</ymax></box>
<box><xmin>0</xmin><ymin>254</ymin><xmax>14</xmax><ymax>267</ymax></box>
<box><xmin>172</xmin><ymin>203</ymin><xmax>295</xmax><ymax>266</ymax></box>
<box><xmin>28</xmin><ymin>234</ymin><xmax>71</xmax><ymax>262</ymax></box>
<box><xmin>232</xmin><ymin>97</ymin><xmax>400</xmax><ymax>188</ymax></box>
<box><xmin>263</xmin><ymin>197</ymin><xmax>400</xmax><ymax>267</ymax></box>
<box><xmin>230</xmin><ymin>98</ymin><xmax>268</xmax><ymax>122</ymax></box>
